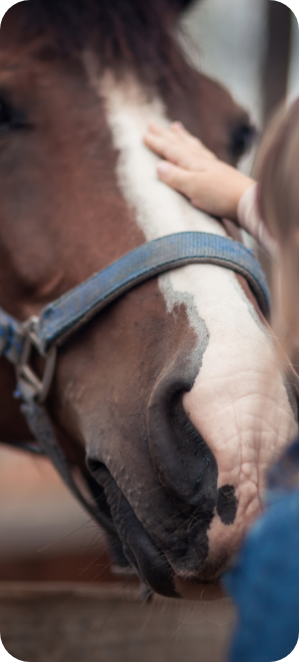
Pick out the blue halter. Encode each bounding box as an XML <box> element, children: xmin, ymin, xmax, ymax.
<box><xmin>0</xmin><ymin>231</ymin><xmax>270</xmax><ymax>532</ymax></box>
<box><xmin>0</xmin><ymin>231</ymin><xmax>269</xmax><ymax>374</ymax></box>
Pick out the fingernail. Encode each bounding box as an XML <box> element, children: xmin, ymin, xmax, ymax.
<box><xmin>172</xmin><ymin>121</ymin><xmax>183</xmax><ymax>131</ymax></box>
<box><xmin>157</xmin><ymin>161</ymin><xmax>170</xmax><ymax>176</ymax></box>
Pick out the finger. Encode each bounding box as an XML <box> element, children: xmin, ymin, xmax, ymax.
<box><xmin>144</xmin><ymin>132</ymin><xmax>191</xmax><ymax>166</ymax></box>
<box><xmin>143</xmin><ymin>132</ymin><xmax>173</xmax><ymax>158</ymax></box>
<box><xmin>147</xmin><ymin>123</ymin><xmax>178</xmax><ymax>142</ymax></box>
<box><xmin>157</xmin><ymin>160</ymin><xmax>199</xmax><ymax>201</ymax></box>
<box><xmin>179</xmin><ymin>131</ymin><xmax>216</xmax><ymax>159</ymax></box>
<box><xmin>144</xmin><ymin>126</ymin><xmax>178</xmax><ymax>148</ymax></box>
<box><xmin>148</xmin><ymin>122</ymin><xmax>187</xmax><ymax>146</ymax></box>
<box><xmin>170</xmin><ymin>122</ymin><xmax>198</xmax><ymax>147</ymax></box>
<box><xmin>170</xmin><ymin>121</ymin><xmax>199</xmax><ymax>146</ymax></box>
<box><xmin>143</xmin><ymin>131</ymin><xmax>165</xmax><ymax>155</ymax></box>
<box><xmin>145</xmin><ymin>128</ymin><xmax>217</xmax><ymax>171</ymax></box>
<box><xmin>147</xmin><ymin>122</ymin><xmax>198</xmax><ymax>154</ymax></box>
<box><xmin>147</xmin><ymin>122</ymin><xmax>165</xmax><ymax>136</ymax></box>
<box><xmin>145</xmin><ymin>133</ymin><xmax>212</xmax><ymax>172</ymax></box>
<box><xmin>170</xmin><ymin>122</ymin><xmax>217</xmax><ymax>160</ymax></box>
<box><xmin>170</xmin><ymin>121</ymin><xmax>184</xmax><ymax>132</ymax></box>
<box><xmin>170</xmin><ymin>122</ymin><xmax>193</xmax><ymax>139</ymax></box>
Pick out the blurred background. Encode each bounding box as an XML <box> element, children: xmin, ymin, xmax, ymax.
<box><xmin>180</xmin><ymin>0</ymin><xmax>299</xmax><ymax>173</ymax></box>
<box><xmin>0</xmin><ymin>0</ymin><xmax>298</xmax><ymax>593</ymax></box>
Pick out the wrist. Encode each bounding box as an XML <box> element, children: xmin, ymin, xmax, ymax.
<box><xmin>230</xmin><ymin>175</ymin><xmax>256</xmax><ymax>223</ymax></box>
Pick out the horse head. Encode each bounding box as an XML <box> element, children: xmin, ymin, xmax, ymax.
<box><xmin>0</xmin><ymin>0</ymin><xmax>296</xmax><ymax>599</ymax></box>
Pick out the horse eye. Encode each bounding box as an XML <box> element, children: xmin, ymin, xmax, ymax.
<box><xmin>0</xmin><ymin>99</ymin><xmax>27</xmax><ymax>132</ymax></box>
<box><xmin>231</xmin><ymin>123</ymin><xmax>256</xmax><ymax>159</ymax></box>
<box><xmin>0</xmin><ymin>100</ymin><xmax>12</xmax><ymax>127</ymax></box>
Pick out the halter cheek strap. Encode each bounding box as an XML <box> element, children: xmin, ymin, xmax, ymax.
<box><xmin>0</xmin><ymin>232</ymin><xmax>270</xmax><ymax>536</ymax></box>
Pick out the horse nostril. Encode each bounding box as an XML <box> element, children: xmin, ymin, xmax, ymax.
<box><xmin>148</xmin><ymin>389</ymin><xmax>218</xmax><ymax>509</ymax></box>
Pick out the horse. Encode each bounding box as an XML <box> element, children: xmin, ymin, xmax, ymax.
<box><xmin>0</xmin><ymin>0</ymin><xmax>296</xmax><ymax>600</ymax></box>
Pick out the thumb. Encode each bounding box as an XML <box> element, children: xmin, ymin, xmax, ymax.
<box><xmin>157</xmin><ymin>160</ymin><xmax>195</xmax><ymax>199</ymax></box>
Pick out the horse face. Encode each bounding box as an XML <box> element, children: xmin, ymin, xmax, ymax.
<box><xmin>0</xmin><ymin>7</ymin><xmax>296</xmax><ymax>599</ymax></box>
<box><xmin>81</xmin><ymin>76</ymin><xmax>297</xmax><ymax>597</ymax></box>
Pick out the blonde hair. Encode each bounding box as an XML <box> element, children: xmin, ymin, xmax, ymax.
<box><xmin>256</xmin><ymin>99</ymin><xmax>299</xmax><ymax>363</ymax></box>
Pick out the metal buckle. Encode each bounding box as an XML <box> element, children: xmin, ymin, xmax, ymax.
<box><xmin>17</xmin><ymin>317</ymin><xmax>57</xmax><ymax>404</ymax></box>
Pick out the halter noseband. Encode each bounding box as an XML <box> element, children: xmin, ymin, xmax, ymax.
<box><xmin>0</xmin><ymin>232</ymin><xmax>270</xmax><ymax>535</ymax></box>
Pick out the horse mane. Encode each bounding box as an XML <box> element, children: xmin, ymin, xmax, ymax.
<box><xmin>21</xmin><ymin>0</ymin><xmax>199</xmax><ymax>91</ymax></box>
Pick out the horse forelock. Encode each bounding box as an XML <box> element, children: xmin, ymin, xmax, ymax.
<box><xmin>4</xmin><ymin>0</ymin><xmax>199</xmax><ymax>94</ymax></box>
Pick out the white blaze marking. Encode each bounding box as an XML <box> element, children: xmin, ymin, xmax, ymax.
<box><xmin>94</xmin><ymin>72</ymin><xmax>297</xmax><ymax>558</ymax></box>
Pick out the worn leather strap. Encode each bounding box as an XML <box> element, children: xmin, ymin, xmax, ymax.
<box><xmin>0</xmin><ymin>232</ymin><xmax>270</xmax><ymax>366</ymax></box>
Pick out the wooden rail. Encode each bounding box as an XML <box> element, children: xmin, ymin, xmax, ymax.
<box><xmin>0</xmin><ymin>583</ymin><xmax>236</xmax><ymax>662</ymax></box>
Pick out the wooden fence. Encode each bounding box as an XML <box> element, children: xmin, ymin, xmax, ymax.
<box><xmin>0</xmin><ymin>583</ymin><xmax>236</xmax><ymax>662</ymax></box>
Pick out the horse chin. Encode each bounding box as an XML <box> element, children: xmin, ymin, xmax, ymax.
<box><xmin>117</xmin><ymin>534</ymin><xmax>227</xmax><ymax>600</ymax></box>
<box><xmin>174</xmin><ymin>576</ymin><xmax>226</xmax><ymax>601</ymax></box>
<box><xmin>150</xmin><ymin>548</ymin><xmax>229</xmax><ymax>600</ymax></box>
<box><xmin>111</xmin><ymin>537</ymin><xmax>227</xmax><ymax>600</ymax></box>
<box><xmin>111</xmin><ymin>528</ymin><xmax>228</xmax><ymax>600</ymax></box>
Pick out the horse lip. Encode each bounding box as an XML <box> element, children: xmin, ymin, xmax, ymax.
<box><xmin>113</xmin><ymin>522</ymin><xmax>226</xmax><ymax>598</ymax></box>
<box><xmin>86</xmin><ymin>457</ymin><xmax>180</xmax><ymax>598</ymax></box>
<box><xmin>87</xmin><ymin>431</ymin><xmax>224</xmax><ymax>595</ymax></box>
<box><xmin>87</xmin><ymin>455</ymin><xmax>230</xmax><ymax>596</ymax></box>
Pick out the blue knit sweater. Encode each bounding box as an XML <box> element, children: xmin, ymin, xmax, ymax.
<box><xmin>224</xmin><ymin>438</ymin><xmax>299</xmax><ymax>662</ymax></box>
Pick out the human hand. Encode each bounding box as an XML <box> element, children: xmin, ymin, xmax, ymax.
<box><xmin>143</xmin><ymin>122</ymin><xmax>255</xmax><ymax>223</ymax></box>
